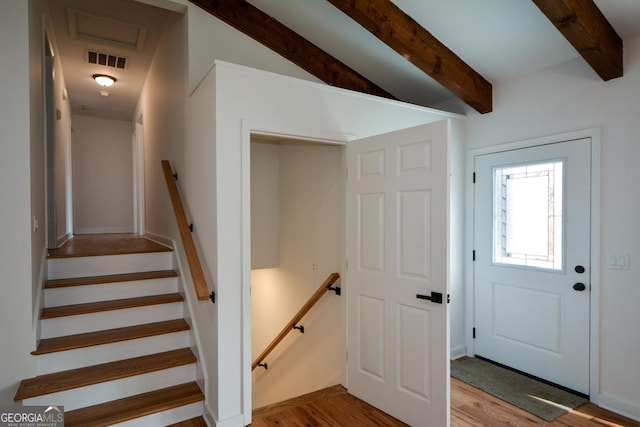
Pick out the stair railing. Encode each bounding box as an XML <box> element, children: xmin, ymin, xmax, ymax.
<box><xmin>161</xmin><ymin>160</ymin><xmax>212</xmax><ymax>302</ymax></box>
<box><xmin>252</xmin><ymin>272</ymin><xmax>341</xmax><ymax>370</ymax></box>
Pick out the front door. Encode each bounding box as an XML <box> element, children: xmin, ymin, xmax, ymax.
<box><xmin>346</xmin><ymin>121</ymin><xmax>450</xmax><ymax>426</ymax></box>
<box><xmin>473</xmin><ymin>138</ymin><xmax>591</xmax><ymax>394</ymax></box>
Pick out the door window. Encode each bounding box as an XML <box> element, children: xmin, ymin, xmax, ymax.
<box><xmin>492</xmin><ymin>161</ymin><xmax>563</xmax><ymax>270</ymax></box>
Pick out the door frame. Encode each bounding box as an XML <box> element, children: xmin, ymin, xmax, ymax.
<box><xmin>464</xmin><ymin>127</ymin><xmax>601</xmax><ymax>403</ymax></box>
<box><xmin>133</xmin><ymin>115</ymin><xmax>145</xmax><ymax>235</ymax></box>
<box><xmin>240</xmin><ymin>119</ymin><xmax>352</xmax><ymax>425</ymax></box>
<box><xmin>44</xmin><ymin>33</ymin><xmax>57</xmax><ymax>249</ymax></box>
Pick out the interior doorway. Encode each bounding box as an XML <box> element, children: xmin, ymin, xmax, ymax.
<box><xmin>249</xmin><ymin>135</ymin><xmax>345</xmax><ymax>410</ymax></box>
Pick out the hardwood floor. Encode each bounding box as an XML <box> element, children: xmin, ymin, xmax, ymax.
<box><xmin>48</xmin><ymin>233</ymin><xmax>170</xmax><ymax>258</ymax></box>
<box><xmin>54</xmin><ymin>236</ymin><xmax>637</xmax><ymax>426</ymax></box>
<box><xmin>252</xmin><ymin>382</ymin><xmax>640</xmax><ymax>426</ymax></box>
<box><xmin>252</xmin><ymin>385</ymin><xmax>406</xmax><ymax>426</ymax></box>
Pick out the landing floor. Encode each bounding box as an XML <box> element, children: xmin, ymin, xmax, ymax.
<box><xmin>48</xmin><ymin>234</ymin><xmax>170</xmax><ymax>258</ymax></box>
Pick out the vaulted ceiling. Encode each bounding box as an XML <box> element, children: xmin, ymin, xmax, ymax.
<box><xmin>191</xmin><ymin>0</ymin><xmax>629</xmax><ymax>114</ymax></box>
<box><xmin>48</xmin><ymin>0</ymin><xmax>640</xmax><ymax>120</ymax></box>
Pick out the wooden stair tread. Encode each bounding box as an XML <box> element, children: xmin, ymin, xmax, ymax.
<box><xmin>63</xmin><ymin>382</ymin><xmax>203</xmax><ymax>427</ymax></box>
<box><xmin>33</xmin><ymin>319</ymin><xmax>191</xmax><ymax>355</ymax></box>
<box><xmin>45</xmin><ymin>270</ymin><xmax>178</xmax><ymax>289</ymax></box>
<box><xmin>40</xmin><ymin>293</ymin><xmax>184</xmax><ymax>319</ymax></box>
<box><xmin>15</xmin><ymin>348</ymin><xmax>196</xmax><ymax>401</ymax></box>
<box><xmin>167</xmin><ymin>416</ymin><xmax>208</xmax><ymax>427</ymax></box>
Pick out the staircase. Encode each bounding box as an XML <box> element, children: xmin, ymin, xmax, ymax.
<box><xmin>14</xmin><ymin>241</ymin><xmax>206</xmax><ymax>426</ymax></box>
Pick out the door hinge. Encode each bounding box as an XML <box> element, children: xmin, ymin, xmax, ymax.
<box><xmin>473</xmin><ymin>327</ymin><xmax>476</xmax><ymax>339</ymax></box>
<box><xmin>472</xmin><ymin>250</ymin><xmax>476</xmax><ymax>261</ymax></box>
<box><xmin>472</xmin><ymin>172</ymin><xmax>476</xmax><ymax>183</ymax></box>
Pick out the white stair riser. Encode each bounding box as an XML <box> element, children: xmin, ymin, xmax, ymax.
<box><xmin>48</xmin><ymin>252</ymin><xmax>173</xmax><ymax>279</ymax></box>
<box><xmin>45</xmin><ymin>278</ymin><xmax>179</xmax><ymax>307</ymax></box>
<box><xmin>36</xmin><ymin>331</ymin><xmax>191</xmax><ymax>375</ymax></box>
<box><xmin>113</xmin><ymin>402</ymin><xmax>204</xmax><ymax>427</ymax></box>
<box><xmin>22</xmin><ymin>364</ymin><xmax>196</xmax><ymax>411</ymax></box>
<box><xmin>41</xmin><ymin>303</ymin><xmax>184</xmax><ymax>339</ymax></box>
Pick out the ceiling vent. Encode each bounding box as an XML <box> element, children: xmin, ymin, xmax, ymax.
<box><xmin>87</xmin><ymin>51</ymin><xmax>127</xmax><ymax>69</ymax></box>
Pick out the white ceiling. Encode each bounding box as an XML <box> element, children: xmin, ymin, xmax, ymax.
<box><xmin>48</xmin><ymin>0</ymin><xmax>169</xmax><ymax>120</ymax></box>
<box><xmin>48</xmin><ymin>0</ymin><xmax>640</xmax><ymax>119</ymax></box>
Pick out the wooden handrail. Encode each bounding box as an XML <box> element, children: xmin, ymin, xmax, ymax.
<box><xmin>161</xmin><ymin>160</ymin><xmax>210</xmax><ymax>302</ymax></box>
<box><xmin>252</xmin><ymin>272</ymin><xmax>340</xmax><ymax>370</ymax></box>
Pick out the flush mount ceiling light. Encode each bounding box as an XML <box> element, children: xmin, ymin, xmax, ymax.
<box><xmin>93</xmin><ymin>74</ymin><xmax>116</xmax><ymax>87</ymax></box>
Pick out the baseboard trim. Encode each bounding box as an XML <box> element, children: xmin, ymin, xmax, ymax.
<box><xmin>74</xmin><ymin>227</ymin><xmax>134</xmax><ymax>234</ymax></box>
<box><xmin>145</xmin><ymin>232</ymin><xmax>174</xmax><ymax>250</ymax></box>
<box><xmin>214</xmin><ymin>413</ymin><xmax>244</xmax><ymax>427</ymax></box>
<box><xmin>32</xmin><ymin>245</ymin><xmax>48</xmax><ymax>340</ymax></box>
<box><xmin>597</xmin><ymin>392</ymin><xmax>640</xmax><ymax>422</ymax></box>
<box><xmin>203</xmin><ymin>402</ymin><xmax>215</xmax><ymax>427</ymax></box>
<box><xmin>450</xmin><ymin>345</ymin><xmax>467</xmax><ymax>361</ymax></box>
<box><xmin>57</xmin><ymin>232</ymin><xmax>72</xmax><ymax>248</ymax></box>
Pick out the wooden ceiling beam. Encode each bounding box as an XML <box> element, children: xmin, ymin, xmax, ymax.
<box><xmin>532</xmin><ymin>0</ymin><xmax>622</xmax><ymax>81</ymax></box>
<box><xmin>326</xmin><ymin>0</ymin><xmax>493</xmax><ymax>114</ymax></box>
<box><xmin>189</xmin><ymin>0</ymin><xmax>396</xmax><ymax>101</ymax></box>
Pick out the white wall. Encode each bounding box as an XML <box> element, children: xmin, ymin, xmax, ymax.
<box><xmin>72</xmin><ymin>115</ymin><xmax>134</xmax><ymax>234</ymax></box>
<box><xmin>134</xmin><ymin>11</ymin><xmax>185</xmax><ymax>241</ymax></box>
<box><xmin>250</xmin><ymin>142</ymin><xmax>280</xmax><ymax>269</ymax></box>
<box><xmin>183</xmin><ymin>3</ymin><xmax>320</xmax><ymax>95</ymax></box>
<box><xmin>251</xmin><ymin>142</ymin><xmax>344</xmax><ymax>408</ymax></box>
<box><xmin>0</xmin><ymin>0</ymin><xmax>45</xmax><ymax>405</ymax></box>
<box><xmin>51</xmin><ymin>37</ymin><xmax>72</xmax><ymax>244</ymax></box>
<box><xmin>451</xmin><ymin>35</ymin><xmax>640</xmax><ymax>421</ymax></box>
<box><xmin>184</xmin><ymin>61</ymin><xmax>460</xmax><ymax>425</ymax></box>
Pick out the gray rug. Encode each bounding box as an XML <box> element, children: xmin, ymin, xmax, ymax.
<box><xmin>451</xmin><ymin>358</ymin><xmax>588</xmax><ymax>422</ymax></box>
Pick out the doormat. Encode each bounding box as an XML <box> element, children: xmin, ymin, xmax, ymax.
<box><xmin>451</xmin><ymin>358</ymin><xmax>588</xmax><ymax>422</ymax></box>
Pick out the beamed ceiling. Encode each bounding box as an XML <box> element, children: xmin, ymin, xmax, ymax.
<box><xmin>49</xmin><ymin>0</ymin><xmax>640</xmax><ymax>120</ymax></box>
<box><xmin>190</xmin><ymin>0</ymin><xmax>624</xmax><ymax>114</ymax></box>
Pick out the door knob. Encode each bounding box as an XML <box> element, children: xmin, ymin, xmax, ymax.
<box><xmin>573</xmin><ymin>282</ymin><xmax>586</xmax><ymax>291</ymax></box>
<box><xmin>416</xmin><ymin>292</ymin><xmax>443</xmax><ymax>304</ymax></box>
<box><xmin>575</xmin><ymin>265</ymin><xmax>585</xmax><ymax>274</ymax></box>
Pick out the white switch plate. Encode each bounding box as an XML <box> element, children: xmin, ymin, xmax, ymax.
<box><xmin>607</xmin><ymin>253</ymin><xmax>629</xmax><ymax>270</ymax></box>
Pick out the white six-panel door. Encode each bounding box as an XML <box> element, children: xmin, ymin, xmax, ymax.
<box><xmin>346</xmin><ymin>121</ymin><xmax>450</xmax><ymax>427</ymax></box>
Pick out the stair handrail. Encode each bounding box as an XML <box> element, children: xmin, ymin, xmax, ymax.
<box><xmin>252</xmin><ymin>272</ymin><xmax>341</xmax><ymax>370</ymax></box>
<box><xmin>161</xmin><ymin>160</ymin><xmax>211</xmax><ymax>302</ymax></box>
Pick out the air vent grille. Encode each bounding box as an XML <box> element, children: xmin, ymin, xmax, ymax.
<box><xmin>87</xmin><ymin>51</ymin><xmax>127</xmax><ymax>69</ymax></box>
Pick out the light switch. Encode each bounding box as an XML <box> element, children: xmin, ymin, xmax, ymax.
<box><xmin>607</xmin><ymin>253</ymin><xmax>629</xmax><ymax>270</ymax></box>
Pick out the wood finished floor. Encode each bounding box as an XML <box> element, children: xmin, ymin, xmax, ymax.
<box><xmin>47</xmin><ymin>233</ymin><xmax>170</xmax><ymax>258</ymax></box>
<box><xmin>252</xmin><ymin>382</ymin><xmax>640</xmax><ymax>426</ymax></box>
<box><xmin>52</xmin><ymin>236</ymin><xmax>637</xmax><ymax>426</ymax></box>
